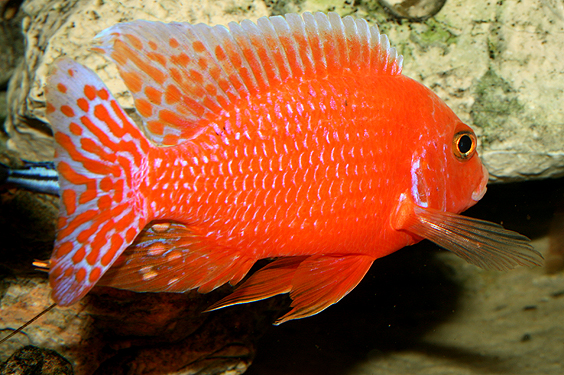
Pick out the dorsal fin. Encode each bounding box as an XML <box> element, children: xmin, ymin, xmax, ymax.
<box><xmin>92</xmin><ymin>12</ymin><xmax>403</xmax><ymax>146</ymax></box>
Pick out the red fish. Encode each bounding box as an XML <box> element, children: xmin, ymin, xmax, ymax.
<box><xmin>45</xmin><ymin>12</ymin><xmax>542</xmax><ymax>324</ymax></box>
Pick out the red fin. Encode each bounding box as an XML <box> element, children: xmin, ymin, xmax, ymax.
<box><xmin>393</xmin><ymin>198</ymin><xmax>544</xmax><ymax>271</ymax></box>
<box><xmin>206</xmin><ymin>255</ymin><xmax>374</xmax><ymax>324</ymax></box>
<box><xmin>275</xmin><ymin>255</ymin><xmax>374</xmax><ymax>324</ymax></box>
<box><xmin>205</xmin><ymin>257</ymin><xmax>308</xmax><ymax>311</ymax></box>
<box><xmin>99</xmin><ymin>223</ymin><xmax>255</xmax><ymax>294</ymax></box>
<box><xmin>93</xmin><ymin>12</ymin><xmax>402</xmax><ymax>146</ymax></box>
<box><xmin>46</xmin><ymin>58</ymin><xmax>152</xmax><ymax>306</ymax></box>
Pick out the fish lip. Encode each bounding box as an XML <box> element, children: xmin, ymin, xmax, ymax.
<box><xmin>471</xmin><ymin>165</ymin><xmax>489</xmax><ymax>202</ymax></box>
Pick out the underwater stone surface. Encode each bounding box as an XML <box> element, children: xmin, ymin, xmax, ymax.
<box><xmin>0</xmin><ymin>91</ymin><xmax>7</xmax><ymax>126</ymax></box>
<box><xmin>0</xmin><ymin>271</ymin><xmax>284</xmax><ymax>374</ymax></box>
<box><xmin>0</xmin><ymin>0</ymin><xmax>25</xmax><ymax>87</ymax></box>
<box><xmin>378</xmin><ymin>0</ymin><xmax>448</xmax><ymax>21</ymax></box>
<box><xmin>4</xmin><ymin>0</ymin><xmax>564</xmax><ymax>182</ymax></box>
<box><xmin>0</xmin><ymin>345</ymin><xmax>73</xmax><ymax>375</ymax></box>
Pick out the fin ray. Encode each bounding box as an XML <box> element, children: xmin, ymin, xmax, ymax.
<box><xmin>277</xmin><ymin>255</ymin><xmax>374</xmax><ymax>324</ymax></box>
<box><xmin>205</xmin><ymin>256</ymin><xmax>307</xmax><ymax>311</ymax></box>
<box><xmin>409</xmin><ymin>205</ymin><xmax>544</xmax><ymax>271</ymax></box>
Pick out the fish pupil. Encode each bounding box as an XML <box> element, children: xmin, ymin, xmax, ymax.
<box><xmin>458</xmin><ymin>135</ymin><xmax>473</xmax><ymax>154</ymax></box>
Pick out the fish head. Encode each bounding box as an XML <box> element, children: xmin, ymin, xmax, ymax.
<box><xmin>404</xmin><ymin>80</ymin><xmax>488</xmax><ymax>215</ymax></box>
<box><xmin>443</xmin><ymin>121</ymin><xmax>489</xmax><ymax>213</ymax></box>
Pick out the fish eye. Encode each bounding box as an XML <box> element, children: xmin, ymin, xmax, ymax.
<box><xmin>453</xmin><ymin>131</ymin><xmax>477</xmax><ymax>161</ymax></box>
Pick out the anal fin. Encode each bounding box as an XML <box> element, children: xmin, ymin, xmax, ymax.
<box><xmin>99</xmin><ymin>222</ymin><xmax>255</xmax><ymax>294</ymax></box>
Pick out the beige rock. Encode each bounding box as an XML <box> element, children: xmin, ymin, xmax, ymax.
<box><xmin>0</xmin><ymin>344</ymin><xmax>73</xmax><ymax>375</ymax></box>
<box><xmin>9</xmin><ymin>0</ymin><xmax>562</xmax><ymax>181</ymax></box>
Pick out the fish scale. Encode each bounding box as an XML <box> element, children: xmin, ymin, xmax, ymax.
<box><xmin>45</xmin><ymin>12</ymin><xmax>543</xmax><ymax>324</ymax></box>
<box><xmin>142</xmin><ymin>78</ymin><xmax>389</xmax><ymax>254</ymax></box>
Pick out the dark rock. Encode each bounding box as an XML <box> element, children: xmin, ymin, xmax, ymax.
<box><xmin>0</xmin><ymin>345</ymin><xmax>73</xmax><ymax>375</ymax></box>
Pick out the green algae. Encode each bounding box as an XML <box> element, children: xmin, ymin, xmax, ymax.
<box><xmin>408</xmin><ymin>18</ymin><xmax>458</xmax><ymax>53</ymax></box>
<box><xmin>470</xmin><ymin>68</ymin><xmax>524</xmax><ymax>141</ymax></box>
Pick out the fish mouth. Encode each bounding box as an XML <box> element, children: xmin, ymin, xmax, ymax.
<box><xmin>471</xmin><ymin>165</ymin><xmax>489</xmax><ymax>202</ymax></box>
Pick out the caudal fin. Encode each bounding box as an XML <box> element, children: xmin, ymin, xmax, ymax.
<box><xmin>45</xmin><ymin>58</ymin><xmax>152</xmax><ymax>306</ymax></box>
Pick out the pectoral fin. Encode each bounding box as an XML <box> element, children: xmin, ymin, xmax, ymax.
<box><xmin>393</xmin><ymin>199</ymin><xmax>543</xmax><ymax>271</ymax></box>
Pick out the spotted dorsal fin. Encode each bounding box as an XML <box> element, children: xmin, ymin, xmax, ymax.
<box><xmin>92</xmin><ymin>12</ymin><xmax>403</xmax><ymax>146</ymax></box>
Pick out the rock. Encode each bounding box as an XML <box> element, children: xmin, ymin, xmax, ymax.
<box><xmin>0</xmin><ymin>345</ymin><xmax>73</xmax><ymax>375</ymax></box>
<box><xmin>0</xmin><ymin>267</ymin><xmax>286</xmax><ymax>375</ymax></box>
<box><xmin>0</xmin><ymin>0</ymin><xmax>25</xmax><ymax>87</ymax></box>
<box><xmin>5</xmin><ymin>0</ymin><xmax>564</xmax><ymax>181</ymax></box>
<box><xmin>0</xmin><ymin>91</ymin><xmax>8</xmax><ymax>126</ymax></box>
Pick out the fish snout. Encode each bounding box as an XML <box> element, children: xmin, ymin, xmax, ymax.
<box><xmin>471</xmin><ymin>165</ymin><xmax>489</xmax><ymax>202</ymax></box>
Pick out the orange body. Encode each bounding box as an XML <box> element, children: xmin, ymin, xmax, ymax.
<box><xmin>143</xmin><ymin>74</ymin><xmax>480</xmax><ymax>261</ymax></box>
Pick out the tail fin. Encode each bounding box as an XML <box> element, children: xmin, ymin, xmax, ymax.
<box><xmin>45</xmin><ymin>58</ymin><xmax>152</xmax><ymax>306</ymax></box>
